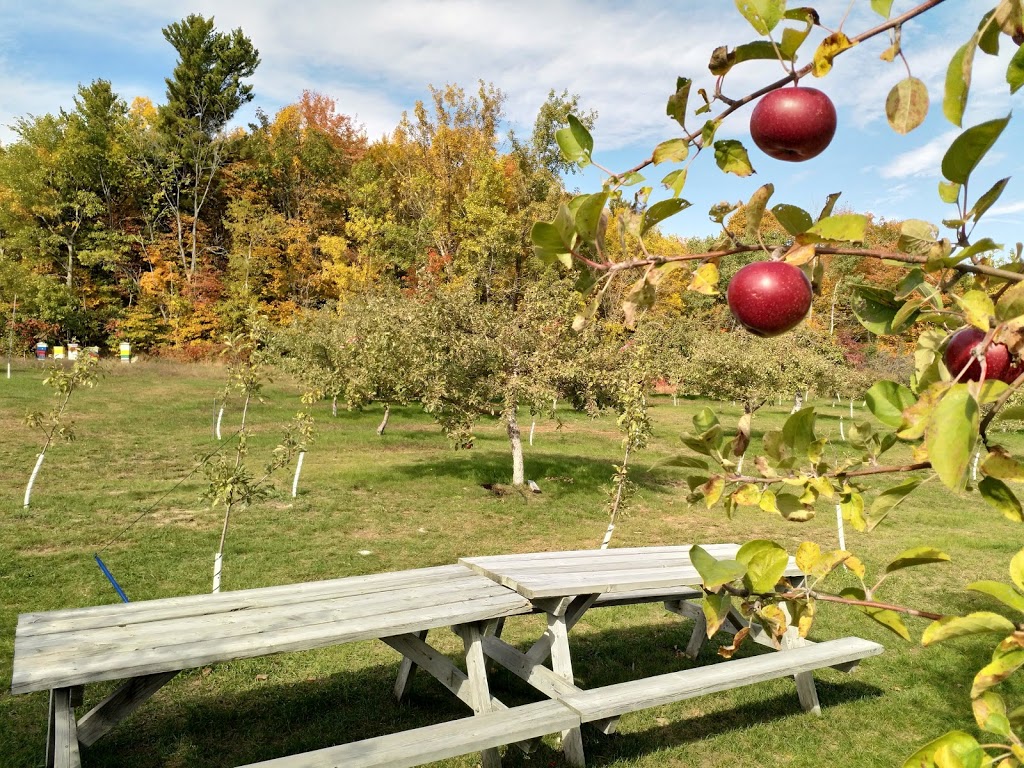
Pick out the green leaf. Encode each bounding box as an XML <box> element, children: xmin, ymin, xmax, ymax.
<box><xmin>800</xmin><ymin>214</ymin><xmax>868</xmax><ymax>244</ymax></box>
<box><xmin>1012</xmin><ymin>549</ymin><xmax>1024</xmax><ymax>593</ymax></box>
<box><xmin>968</xmin><ymin>177</ymin><xmax>1010</xmax><ymax>222</ymax></box>
<box><xmin>887</xmin><ymin>76</ymin><xmax>930</xmax><ymax>134</ymax></box>
<box><xmin>954</xmin><ymin>290</ymin><xmax>995</xmax><ymax>330</ymax></box>
<box><xmin>950</xmin><ymin>237</ymin><xmax>1003</xmax><ymax>269</ymax></box>
<box><xmin>663</xmin><ymin>456</ymin><xmax>711</xmax><ymax>470</ymax></box>
<box><xmin>689</xmin><ymin>544</ymin><xmax>747</xmax><ymax>590</ymax></box>
<box><xmin>714</xmin><ymin>139</ymin><xmax>755</xmax><ymax>177</ymax></box>
<box><xmin>665</xmin><ymin>77</ymin><xmax>692</xmax><ymax>128</ymax></box>
<box><xmin>734</xmin><ymin>0</ymin><xmax>785</xmax><ymax>34</ymax></box>
<box><xmin>1008</xmin><ymin>42</ymin><xmax>1024</xmax><ymax>93</ymax></box>
<box><xmin>926</xmin><ymin>384</ymin><xmax>979</xmax><ymax>491</ymax></box>
<box><xmin>531</xmin><ymin>221</ymin><xmax>568</xmax><ymax>252</ymax></box>
<box><xmin>868</xmin><ymin>479</ymin><xmax>922</xmax><ymax>527</ymax></box>
<box><xmin>866</xmin><ymin>380</ymin><xmax>917</xmax><ymax>428</ymax></box>
<box><xmin>922</xmin><ymin>611</ymin><xmax>1016</xmax><ymax>645</ymax></box>
<box><xmin>853</xmin><ymin>287</ymin><xmax>899</xmax><ymax>335</ymax></box>
<box><xmin>574</xmin><ymin>192</ymin><xmax>609</xmax><ymax>246</ymax></box>
<box><xmin>967</xmin><ymin>580</ymin><xmax>1024</xmax><ymax>614</ymax></box>
<box><xmin>567</xmin><ymin>114</ymin><xmax>593</xmax><ymax>157</ymax></box>
<box><xmin>978</xmin><ymin>10</ymin><xmax>1001</xmax><ymax>55</ymax></box>
<box><xmin>555</xmin><ymin>126</ymin><xmax>590</xmax><ymax>167</ymax></box>
<box><xmin>661</xmin><ymin>169</ymin><xmax>688</xmax><ymax>198</ymax></box>
<box><xmin>973</xmin><ymin>692</ymin><xmax>1012</xmax><ymax>737</ymax></box>
<box><xmin>871</xmin><ymin>0</ymin><xmax>894</xmax><ymax>16</ymax></box>
<box><xmin>902</xmin><ymin>731</ymin><xmax>983</xmax><ymax>768</ymax></box>
<box><xmin>642</xmin><ymin>198</ymin><xmax>691</xmax><ymax>234</ymax></box>
<box><xmin>701</xmin><ymin>120</ymin><xmax>719</xmax><ymax>147</ymax></box>
<box><xmin>898</xmin><ymin>219</ymin><xmax>940</xmax><ymax>255</ymax></box>
<box><xmin>939</xmin><ymin>180</ymin><xmax>961</xmax><ymax>203</ymax></box>
<box><xmin>979</xmin><ymin>476</ymin><xmax>1024</xmax><ymax>523</ymax></box>
<box><xmin>653</xmin><ymin>138</ymin><xmax>690</xmax><ymax>165</ymax></box>
<box><xmin>736</xmin><ymin>540</ymin><xmax>789</xmax><ymax>593</ymax></box>
<box><xmin>944</xmin><ymin>36</ymin><xmax>978</xmax><ymax>127</ymax></box>
<box><xmin>886</xmin><ymin>546</ymin><xmax>951</xmax><ymax>573</ymax></box>
<box><xmin>981</xmin><ymin>447</ymin><xmax>1024</xmax><ymax>481</ymax></box>
<box><xmin>779</xmin><ymin>20</ymin><xmax>814</xmax><ymax>60</ymax></box>
<box><xmin>771</xmin><ymin>204</ymin><xmax>813</xmax><ymax>235</ymax></box>
<box><xmin>942</xmin><ymin>114</ymin><xmax>1012</xmax><ymax>184</ymax></box>
<box><xmin>841</xmin><ymin>587</ymin><xmax>911</xmax><ymax>640</ymax></box>
<box><xmin>782</xmin><ymin>407</ymin><xmax>816</xmax><ymax>457</ymax></box>
<box><xmin>973</xmin><ymin>635</ymin><xmax>1024</xmax><ymax>697</ymax></box>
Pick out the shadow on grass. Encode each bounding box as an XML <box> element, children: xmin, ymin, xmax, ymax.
<box><xmin>76</xmin><ymin>618</ymin><xmax>884</xmax><ymax>768</ymax></box>
<box><xmin>392</xmin><ymin>449</ymin><xmax>679</xmax><ymax>498</ymax></box>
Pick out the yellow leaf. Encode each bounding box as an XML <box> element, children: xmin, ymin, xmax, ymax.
<box><xmin>796</xmin><ymin>541</ymin><xmax>821</xmax><ymax>574</ymax></box>
<box><xmin>813</xmin><ymin>32</ymin><xmax>856</xmax><ymax>77</ymax></box>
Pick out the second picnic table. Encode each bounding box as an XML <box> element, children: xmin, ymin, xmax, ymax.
<box><xmin>461</xmin><ymin>543</ymin><xmax>882</xmax><ymax>767</ymax></box>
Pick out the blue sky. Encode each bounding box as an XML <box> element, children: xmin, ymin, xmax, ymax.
<box><xmin>0</xmin><ymin>0</ymin><xmax>1021</xmax><ymax>250</ymax></box>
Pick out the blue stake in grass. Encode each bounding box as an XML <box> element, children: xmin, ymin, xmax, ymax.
<box><xmin>94</xmin><ymin>554</ymin><xmax>129</xmax><ymax>603</ymax></box>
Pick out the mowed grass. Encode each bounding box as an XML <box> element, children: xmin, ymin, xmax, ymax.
<box><xmin>1</xmin><ymin>358</ymin><xmax>1022</xmax><ymax>767</ymax></box>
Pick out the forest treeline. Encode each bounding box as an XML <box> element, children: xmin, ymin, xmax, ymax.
<box><xmin>0</xmin><ymin>14</ymin><xmax>906</xmax><ymax>385</ymax></box>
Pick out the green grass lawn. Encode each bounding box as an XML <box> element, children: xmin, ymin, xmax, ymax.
<box><xmin>1</xmin><ymin>358</ymin><xmax>1022</xmax><ymax>767</ymax></box>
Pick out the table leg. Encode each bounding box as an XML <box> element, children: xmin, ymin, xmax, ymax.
<box><xmin>547</xmin><ymin>612</ymin><xmax>586</xmax><ymax>768</ymax></box>
<box><xmin>459</xmin><ymin>621</ymin><xmax>502</xmax><ymax>768</ymax></box>
<box><xmin>393</xmin><ymin>629</ymin><xmax>429</xmax><ymax>702</ymax></box>
<box><xmin>46</xmin><ymin>688</ymin><xmax>81</xmax><ymax>768</ymax></box>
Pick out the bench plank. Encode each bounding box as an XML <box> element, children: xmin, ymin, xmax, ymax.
<box><xmin>236</xmin><ymin>700</ymin><xmax>579</xmax><ymax>768</ymax></box>
<box><xmin>557</xmin><ymin>637</ymin><xmax>883</xmax><ymax>723</ymax></box>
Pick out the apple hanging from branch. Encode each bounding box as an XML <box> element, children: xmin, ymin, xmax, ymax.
<box><xmin>726</xmin><ymin>261</ymin><xmax>813</xmax><ymax>337</ymax></box>
<box><xmin>943</xmin><ymin>327</ymin><xmax>1011</xmax><ymax>382</ymax></box>
<box><xmin>749</xmin><ymin>86</ymin><xmax>837</xmax><ymax>162</ymax></box>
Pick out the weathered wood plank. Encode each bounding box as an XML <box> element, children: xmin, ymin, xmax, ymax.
<box><xmin>19</xmin><ymin>576</ymin><xmax>524</xmax><ymax>655</ymax></box>
<box><xmin>50</xmin><ymin>688</ymin><xmax>81</xmax><ymax>768</ymax></box>
<box><xmin>76</xmin><ymin>670</ymin><xmax>179</xmax><ymax>747</ymax></box>
<box><xmin>17</xmin><ymin>565</ymin><xmax>490</xmax><ymax>636</ymax></box>
<box><xmin>391</xmin><ymin>629</ymin><xmax>428</xmax><ymax>703</ymax></box>
<box><xmin>458</xmin><ymin>622</ymin><xmax>501</xmax><ymax>768</ymax></box>
<box><xmin>12</xmin><ymin>593</ymin><xmax>531</xmax><ymax>695</ymax></box>
<box><xmin>235</xmin><ymin>700</ymin><xmax>579</xmax><ymax>768</ymax></box>
<box><xmin>558</xmin><ymin>637</ymin><xmax>883</xmax><ymax>723</ymax></box>
<box><xmin>547</xmin><ymin>613</ymin><xmax>586</xmax><ymax>767</ymax></box>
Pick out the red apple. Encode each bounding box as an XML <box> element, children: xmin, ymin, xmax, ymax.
<box><xmin>1001</xmin><ymin>360</ymin><xmax>1024</xmax><ymax>384</ymax></box>
<box><xmin>944</xmin><ymin>327</ymin><xmax>1010</xmax><ymax>382</ymax></box>
<box><xmin>749</xmin><ymin>87</ymin><xmax>837</xmax><ymax>162</ymax></box>
<box><xmin>727</xmin><ymin>261</ymin><xmax>813</xmax><ymax>337</ymax></box>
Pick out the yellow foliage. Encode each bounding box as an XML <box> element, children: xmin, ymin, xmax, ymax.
<box><xmin>129</xmin><ymin>97</ymin><xmax>158</xmax><ymax>127</ymax></box>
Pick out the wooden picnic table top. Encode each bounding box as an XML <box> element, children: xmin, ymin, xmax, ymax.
<box><xmin>11</xmin><ymin>564</ymin><xmax>532</xmax><ymax>696</ymax></box>
<box><xmin>460</xmin><ymin>543</ymin><xmax>802</xmax><ymax>600</ymax></box>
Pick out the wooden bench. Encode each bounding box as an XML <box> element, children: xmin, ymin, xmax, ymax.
<box><xmin>237</xmin><ymin>700</ymin><xmax>580</xmax><ymax>768</ymax></box>
<box><xmin>556</xmin><ymin>636</ymin><xmax>883</xmax><ymax>723</ymax></box>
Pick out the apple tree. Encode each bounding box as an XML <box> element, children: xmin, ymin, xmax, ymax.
<box><xmin>532</xmin><ymin>1</ymin><xmax>1024</xmax><ymax>763</ymax></box>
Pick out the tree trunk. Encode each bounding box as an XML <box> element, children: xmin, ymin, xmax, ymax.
<box><xmin>507</xmin><ymin>410</ymin><xmax>525</xmax><ymax>486</ymax></box>
<box><xmin>332</xmin><ymin>395</ymin><xmax>338</xmax><ymax>417</ymax></box>
<box><xmin>791</xmin><ymin>391</ymin><xmax>804</xmax><ymax>414</ymax></box>
<box><xmin>376</xmin><ymin>404</ymin><xmax>391</xmax><ymax>436</ymax></box>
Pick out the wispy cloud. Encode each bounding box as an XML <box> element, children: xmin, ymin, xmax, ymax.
<box><xmin>878</xmin><ymin>129</ymin><xmax>960</xmax><ymax>179</ymax></box>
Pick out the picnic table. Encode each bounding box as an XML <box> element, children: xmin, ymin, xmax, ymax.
<box><xmin>460</xmin><ymin>544</ymin><xmax>883</xmax><ymax>766</ymax></box>
<box><xmin>10</xmin><ymin>545</ymin><xmax>883</xmax><ymax>768</ymax></box>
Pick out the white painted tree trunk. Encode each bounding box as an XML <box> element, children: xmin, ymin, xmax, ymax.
<box><xmin>507</xmin><ymin>410</ymin><xmax>525</xmax><ymax>486</ymax></box>
<box><xmin>791</xmin><ymin>391</ymin><xmax>803</xmax><ymax>414</ymax></box>
<box><xmin>24</xmin><ymin>452</ymin><xmax>44</xmax><ymax>508</ymax></box>
<box><xmin>839</xmin><ymin>416</ymin><xmax>845</xmax><ymax>440</ymax></box>
<box><xmin>332</xmin><ymin>395</ymin><xmax>338</xmax><ymax>417</ymax></box>
<box><xmin>212</xmin><ymin>553</ymin><xmax>223</xmax><ymax>593</ymax></box>
<box><xmin>292</xmin><ymin>451</ymin><xmax>306</xmax><ymax>497</ymax></box>
<box><xmin>529</xmin><ymin>418</ymin><xmax>536</xmax><ymax>446</ymax></box>
<box><xmin>972</xmin><ymin>448</ymin><xmax>981</xmax><ymax>481</ymax></box>
<box><xmin>672</xmin><ymin>394</ymin><xmax>678</xmax><ymax>406</ymax></box>
<box><xmin>849</xmin><ymin>398</ymin><xmax>855</xmax><ymax>418</ymax></box>
<box><xmin>215</xmin><ymin>405</ymin><xmax>224</xmax><ymax>440</ymax></box>
<box><xmin>376</xmin><ymin>403</ymin><xmax>390</xmax><ymax>436</ymax></box>
<box><xmin>835</xmin><ymin>503</ymin><xmax>846</xmax><ymax>551</ymax></box>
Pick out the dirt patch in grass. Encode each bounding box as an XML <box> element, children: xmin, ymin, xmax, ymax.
<box><xmin>151</xmin><ymin>508</ymin><xmax>211</xmax><ymax>530</ymax></box>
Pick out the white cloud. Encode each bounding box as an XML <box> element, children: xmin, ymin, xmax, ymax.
<box><xmin>877</xmin><ymin>129</ymin><xmax>960</xmax><ymax>179</ymax></box>
<box><xmin>987</xmin><ymin>200</ymin><xmax>1024</xmax><ymax>217</ymax></box>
